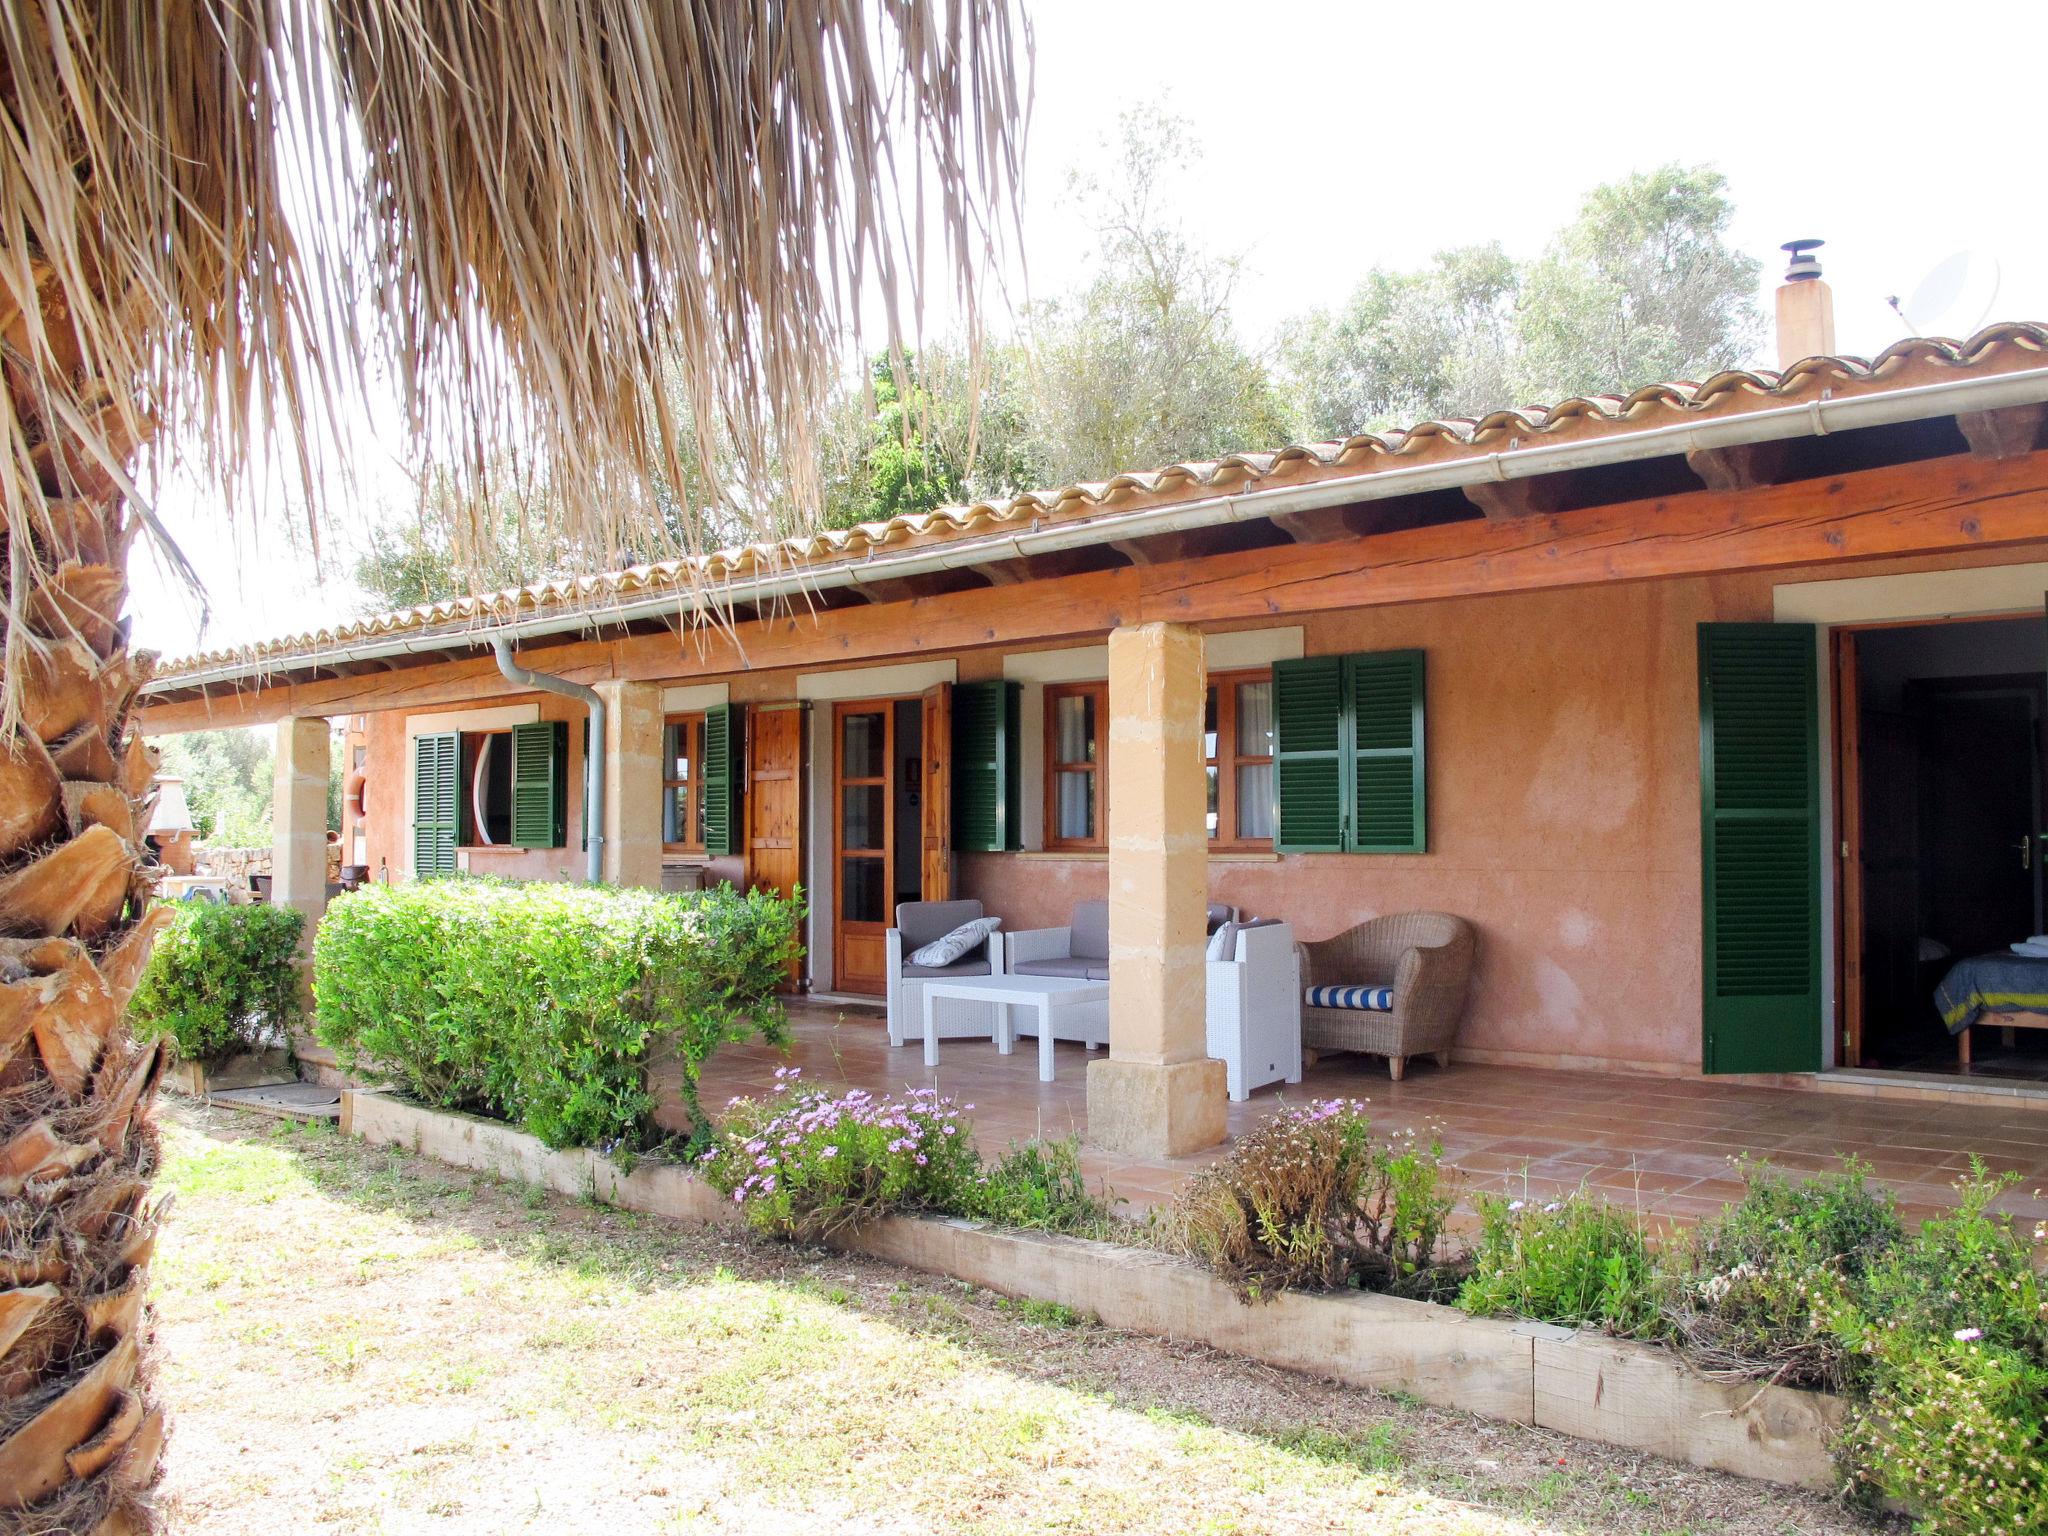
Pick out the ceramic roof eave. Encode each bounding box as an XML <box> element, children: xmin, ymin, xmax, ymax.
<box><xmin>144</xmin><ymin>322</ymin><xmax>2048</xmax><ymax>695</ymax></box>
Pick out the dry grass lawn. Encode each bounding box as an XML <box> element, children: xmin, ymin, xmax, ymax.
<box><xmin>148</xmin><ymin>1102</ymin><xmax>1889</xmax><ymax>1535</ymax></box>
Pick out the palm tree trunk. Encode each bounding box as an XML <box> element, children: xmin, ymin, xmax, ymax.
<box><xmin>0</xmin><ymin>264</ymin><xmax>171</xmax><ymax>1531</ymax></box>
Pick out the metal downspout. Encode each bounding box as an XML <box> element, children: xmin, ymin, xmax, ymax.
<box><xmin>492</xmin><ymin>636</ymin><xmax>605</xmax><ymax>883</ymax></box>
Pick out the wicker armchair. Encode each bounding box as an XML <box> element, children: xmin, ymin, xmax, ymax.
<box><xmin>1297</xmin><ymin>912</ymin><xmax>1476</xmax><ymax>1081</ymax></box>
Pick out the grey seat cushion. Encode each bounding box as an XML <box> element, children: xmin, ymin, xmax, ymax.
<box><xmin>1069</xmin><ymin>901</ymin><xmax>1110</xmax><ymax>962</ymax></box>
<box><xmin>902</xmin><ymin>956</ymin><xmax>994</xmax><ymax>980</ymax></box>
<box><xmin>1013</xmin><ymin>957</ymin><xmax>1109</xmax><ymax>981</ymax></box>
<box><xmin>895</xmin><ymin>899</ymin><xmax>985</xmax><ymax>952</ymax></box>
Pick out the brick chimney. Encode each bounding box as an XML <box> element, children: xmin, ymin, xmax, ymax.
<box><xmin>1775</xmin><ymin>239</ymin><xmax>1836</xmax><ymax>368</ymax></box>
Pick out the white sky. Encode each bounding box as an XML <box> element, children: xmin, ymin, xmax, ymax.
<box><xmin>131</xmin><ymin>0</ymin><xmax>2048</xmax><ymax>663</ymax></box>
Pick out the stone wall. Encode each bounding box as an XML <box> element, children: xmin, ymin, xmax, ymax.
<box><xmin>196</xmin><ymin>843</ymin><xmax>343</xmax><ymax>887</ymax></box>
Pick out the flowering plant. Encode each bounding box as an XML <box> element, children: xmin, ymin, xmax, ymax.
<box><xmin>1456</xmin><ymin>1185</ymin><xmax>1657</xmax><ymax>1334</ymax></box>
<box><xmin>1173</xmin><ymin>1098</ymin><xmax>1458</xmax><ymax>1301</ymax></box>
<box><xmin>697</xmin><ymin>1070</ymin><xmax>980</xmax><ymax>1238</ymax></box>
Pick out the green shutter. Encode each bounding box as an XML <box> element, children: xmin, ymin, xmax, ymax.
<box><xmin>1348</xmin><ymin>649</ymin><xmax>1426</xmax><ymax>853</ymax></box>
<box><xmin>1699</xmin><ymin>622</ymin><xmax>1820</xmax><ymax>1074</ymax></box>
<box><xmin>702</xmin><ymin>704</ymin><xmax>737</xmax><ymax>856</ymax></box>
<box><xmin>412</xmin><ymin>731</ymin><xmax>459</xmax><ymax>876</ymax></box>
<box><xmin>510</xmin><ymin>720</ymin><xmax>567</xmax><ymax>849</ymax></box>
<box><xmin>1273</xmin><ymin>656</ymin><xmax>1346</xmax><ymax>852</ymax></box>
<box><xmin>952</xmin><ymin>681</ymin><xmax>1021</xmax><ymax>852</ymax></box>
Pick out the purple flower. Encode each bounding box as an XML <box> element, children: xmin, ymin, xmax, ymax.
<box><xmin>1955</xmin><ymin>1327</ymin><xmax>1983</xmax><ymax>1342</ymax></box>
<box><xmin>821</xmin><ymin>1146</ymin><xmax>838</xmax><ymax>1160</ymax></box>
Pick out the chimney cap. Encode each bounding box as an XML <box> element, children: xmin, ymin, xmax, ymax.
<box><xmin>1781</xmin><ymin>239</ymin><xmax>1825</xmax><ymax>282</ymax></box>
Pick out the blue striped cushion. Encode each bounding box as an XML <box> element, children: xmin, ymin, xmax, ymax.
<box><xmin>1305</xmin><ymin>984</ymin><xmax>1393</xmax><ymax>1012</ymax></box>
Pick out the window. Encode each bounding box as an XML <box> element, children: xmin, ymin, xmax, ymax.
<box><xmin>414</xmin><ymin>720</ymin><xmax>566</xmax><ymax>862</ymax></box>
<box><xmin>462</xmin><ymin>730</ymin><xmax>515</xmax><ymax>846</ymax></box>
<box><xmin>1205</xmin><ymin>670</ymin><xmax>1275</xmax><ymax>848</ymax></box>
<box><xmin>1044</xmin><ymin>681</ymin><xmax>1106</xmax><ymax>850</ymax></box>
<box><xmin>1272</xmin><ymin>650</ymin><xmax>1426</xmax><ymax>853</ymax></box>
<box><xmin>663</xmin><ymin>714</ymin><xmax>706</xmax><ymax>852</ymax></box>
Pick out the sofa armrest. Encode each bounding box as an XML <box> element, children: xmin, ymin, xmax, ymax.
<box><xmin>1392</xmin><ymin>938</ymin><xmax>1471</xmax><ymax>1027</ymax></box>
<box><xmin>987</xmin><ymin>930</ymin><xmax>1008</xmax><ymax>975</ymax></box>
<box><xmin>1006</xmin><ymin>926</ymin><xmax>1073</xmax><ymax>966</ymax></box>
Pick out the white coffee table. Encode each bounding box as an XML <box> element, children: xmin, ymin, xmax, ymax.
<box><xmin>920</xmin><ymin>974</ymin><xmax>1111</xmax><ymax>1082</ymax></box>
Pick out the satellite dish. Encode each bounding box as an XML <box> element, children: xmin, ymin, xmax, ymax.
<box><xmin>1899</xmin><ymin>251</ymin><xmax>2002</xmax><ymax>337</ymax></box>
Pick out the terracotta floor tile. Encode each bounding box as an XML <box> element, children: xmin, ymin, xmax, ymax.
<box><xmin>684</xmin><ymin>1001</ymin><xmax>2048</xmax><ymax>1225</ymax></box>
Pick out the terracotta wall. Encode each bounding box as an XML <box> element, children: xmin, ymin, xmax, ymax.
<box><xmin>359</xmin><ymin>691</ymin><xmax>594</xmax><ymax>884</ymax></box>
<box><xmin>353</xmin><ymin>539</ymin><xmax>2048</xmax><ymax>1074</ymax></box>
<box><xmin>961</xmin><ymin>577</ymin><xmax>1717</xmax><ymax>1073</ymax></box>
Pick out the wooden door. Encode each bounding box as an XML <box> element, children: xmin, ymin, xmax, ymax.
<box><xmin>833</xmin><ymin>701</ymin><xmax>894</xmax><ymax>994</ymax></box>
<box><xmin>745</xmin><ymin>705</ymin><xmax>802</xmax><ymax>900</ymax></box>
<box><xmin>921</xmin><ymin>683</ymin><xmax>952</xmax><ymax>903</ymax></box>
<box><xmin>745</xmin><ymin>703</ymin><xmax>804</xmax><ymax>987</ymax></box>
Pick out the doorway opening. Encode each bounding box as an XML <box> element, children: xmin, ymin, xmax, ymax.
<box><xmin>1838</xmin><ymin>614</ymin><xmax>2048</xmax><ymax>1079</ymax></box>
<box><xmin>831</xmin><ymin>697</ymin><xmax>927</xmax><ymax>995</ymax></box>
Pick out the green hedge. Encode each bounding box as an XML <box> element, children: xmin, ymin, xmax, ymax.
<box><xmin>313</xmin><ymin>878</ymin><xmax>802</xmax><ymax>1150</ymax></box>
<box><xmin>130</xmin><ymin>900</ymin><xmax>304</xmax><ymax>1065</ymax></box>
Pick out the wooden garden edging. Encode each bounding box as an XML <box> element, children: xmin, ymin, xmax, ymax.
<box><xmin>342</xmin><ymin>1090</ymin><xmax>1845</xmax><ymax>1490</ymax></box>
<box><xmin>164</xmin><ymin>1047</ymin><xmax>296</xmax><ymax>1098</ymax></box>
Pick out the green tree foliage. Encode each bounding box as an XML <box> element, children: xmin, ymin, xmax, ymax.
<box><xmin>155</xmin><ymin>725</ymin><xmax>343</xmax><ymax>844</ymax></box>
<box><xmin>1022</xmin><ymin>109</ymin><xmax>1289</xmax><ymax>488</ymax></box>
<box><xmin>818</xmin><ymin>348</ymin><xmax>1037</xmax><ymax>530</ymax></box>
<box><xmin>1281</xmin><ymin>164</ymin><xmax>1764</xmax><ymax>438</ymax></box>
<box><xmin>1278</xmin><ymin>244</ymin><xmax>1520</xmax><ymax>437</ymax></box>
<box><xmin>1515</xmin><ymin>164</ymin><xmax>1764</xmax><ymax>400</ymax></box>
<box><xmin>155</xmin><ymin>729</ymin><xmax>274</xmax><ymax>845</ymax></box>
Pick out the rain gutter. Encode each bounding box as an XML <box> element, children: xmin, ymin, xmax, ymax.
<box><xmin>149</xmin><ymin>365</ymin><xmax>2048</xmax><ymax>694</ymax></box>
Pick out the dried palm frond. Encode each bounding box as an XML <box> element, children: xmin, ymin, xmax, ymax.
<box><xmin>0</xmin><ymin>0</ymin><xmax>1029</xmax><ymax>679</ymax></box>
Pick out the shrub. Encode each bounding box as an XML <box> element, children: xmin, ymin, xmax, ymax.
<box><xmin>1853</xmin><ymin>1161</ymin><xmax>2046</xmax><ymax>1362</ymax></box>
<box><xmin>1842</xmin><ymin>1336</ymin><xmax>2048</xmax><ymax>1535</ymax></box>
<box><xmin>1457</xmin><ymin>1186</ymin><xmax>1657</xmax><ymax>1334</ymax></box>
<box><xmin>130</xmin><ymin>900</ymin><xmax>304</xmax><ymax>1065</ymax></box>
<box><xmin>966</xmin><ymin>1136</ymin><xmax>1115</xmax><ymax>1236</ymax></box>
<box><xmin>314</xmin><ymin>877</ymin><xmax>802</xmax><ymax>1150</ymax></box>
<box><xmin>699</xmin><ymin>1071</ymin><xmax>980</xmax><ymax>1238</ymax></box>
<box><xmin>1173</xmin><ymin>1100</ymin><xmax>1457</xmax><ymax>1301</ymax></box>
<box><xmin>1660</xmin><ymin>1158</ymin><xmax>1902</xmax><ymax>1390</ymax></box>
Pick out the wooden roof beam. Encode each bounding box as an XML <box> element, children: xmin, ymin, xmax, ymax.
<box><xmin>1462</xmin><ymin>473</ymin><xmax>1572</xmax><ymax>520</ymax></box>
<box><xmin>1686</xmin><ymin>440</ymin><xmax>1791</xmax><ymax>492</ymax></box>
<box><xmin>1272</xmin><ymin>505</ymin><xmax>1368</xmax><ymax>544</ymax></box>
<box><xmin>1958</xmin><ymin>404</ymin><xmax>2048</xmax><ymax>461</ymax></box>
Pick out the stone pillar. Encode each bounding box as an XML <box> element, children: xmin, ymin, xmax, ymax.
<box><xmin>1086</xmin><ymin>622</ymin><xmax>1227</xmax><ymax>1158</ymax></box>
<box><xmin>271</xmin><ymin>716</ymin><xmax>331</xmax><ymax>983</ymax></box>
<box><xmin>596</xmin><ymin>680</ymin><xmax>663</xmax><ymax>889</ymax></box>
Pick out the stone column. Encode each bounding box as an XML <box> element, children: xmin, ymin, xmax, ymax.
<box><xmin>271</xmin><ymin>716</ymin><xmax>332</xmax><ymax>928</ymax></box>
<box><xmin>1086</xmin><ymin>622</ymin><xmax>1227</xmax><ymax>1158</ymax></box>
<box><xmin>596</xmin><ymin>680</ymin><xmax>663</xmax><ymax>889</ymax></box>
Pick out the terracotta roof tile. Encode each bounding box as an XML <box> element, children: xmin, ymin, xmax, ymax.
<box><xmin>147</xmin><ymin>323</ymin><xmax>2048</xmax><ymax>685</ymax></box>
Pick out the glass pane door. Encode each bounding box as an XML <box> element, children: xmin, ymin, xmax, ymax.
<box><xmin>834</xmin><ymin>704</ymin><xmax>894</xmax><ymax>992</ymax></box>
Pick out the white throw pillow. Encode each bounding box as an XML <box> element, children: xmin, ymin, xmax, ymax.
<box><xmin>909</xmin><ymin>916</ymin><xmax>1002</xmax><ymax>968</ymax></box>
<box><xmin>1205</xmin><ymin>921</ymin><xmax>1238</xmax><ymax>962</ymax></box>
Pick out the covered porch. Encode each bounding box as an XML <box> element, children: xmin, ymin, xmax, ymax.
<box><xmin>684</xmin><ymin>999</ymin><xmax>2048</xmax><ymax>1228</ymax></box>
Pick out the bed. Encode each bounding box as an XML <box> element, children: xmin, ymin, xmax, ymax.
<box><xmin>1933</xmin><ymin>952</ymin><xmax>2048</xmax><ymax>1071</ymax></box>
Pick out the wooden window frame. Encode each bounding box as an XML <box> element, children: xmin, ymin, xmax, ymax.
<box><xmin>1207</xmin><ymin>667</ymin><xmax>1275</xmax><ymax>851</ymax></box>
<box><xmin>1044</xmin><ymin>680</ymin><xmax>1109</xmax><ymax>851</ymax></box>
<box><xmin>663</xmin><ymin>712</ymin><xmax>707</xmax><ymax>855</ymax></box>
